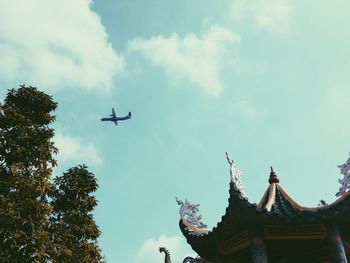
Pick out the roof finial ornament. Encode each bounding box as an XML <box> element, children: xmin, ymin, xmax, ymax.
<box><xmin>336</xmin><ymin>152</ymin><xmax>350</xmax><ymax>197</ymax></box>
<box><xmin>318</xmin><ymin>199</ymin><xmax>328</xmax><ymax>207</ymax></box>
<box><xmin>225</xmin><ymin>152</ymin><xmax>247</xmax><ymax>198</ymax></box>
<box><xmin>269</xmin><ymin>166</ymin><xmax>280</xmax><ymax>184</ymax></box>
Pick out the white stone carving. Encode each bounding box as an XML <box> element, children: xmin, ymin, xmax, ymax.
<box><xmin>336</xmin><ymin>152</ymin><xmax>350</xmax><ymax>197</ymax></box>
<box><xmin>226</xmin><ymin>152</ymin><xmax>247</xmax><ymax>198</ymax></box>
<box><xmin>175</xmin><ymin>197</ymin><xmax>207</xmax><ymax>228</ymax></box>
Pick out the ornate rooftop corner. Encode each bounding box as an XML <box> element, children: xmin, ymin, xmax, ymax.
<box><xmin>225</xmin><ymin>152</ymin><xmax>246</xmax><ymax>198</ymax></box>
<box><xmin>336</xmin><ymin>152</ymin><xmax>350</xmax><ymax>197</ymax></box>
<box><xmin>175</xmin><ymin>197</ymin><xmax>207</xmax><ymax>230</ymax></box>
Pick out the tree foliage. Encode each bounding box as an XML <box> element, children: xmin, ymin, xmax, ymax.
<box><xmin>0</xmin><ymin>85</ymin><xmax>105</xmax><ymax>262</ymax></box>
<box><xmin>51</xmin><ymin>165</ymin><xmax>103</xmax><ymax>262</ymax></box>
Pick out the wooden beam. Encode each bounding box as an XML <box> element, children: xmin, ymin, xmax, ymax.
<box><xmin>263</xmin><ymin>223</ymin><xmax>327</xmax><ymax>240</ymax></box>
<box><xmin>218</xmin><ymin>230</ymin><xmax>249</xmax><ymax>255</ymax></box>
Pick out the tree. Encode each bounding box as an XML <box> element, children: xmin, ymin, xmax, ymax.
<box><xmin>0</xmin><ymin>85</ymin><xmax>57</xmax><ymax>262</ymax></box>
<box><xmin>0</xmin><ymin>85</ymin><xmax>104</xmax><ymax>262</ymax></box>
<box><xmin>51</xmin><ymin>165</ymin><xmax>104</xmax><ymax>262</ymax></box>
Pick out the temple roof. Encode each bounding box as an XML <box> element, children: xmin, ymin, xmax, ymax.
<box><xmin>179</xmin><ymin>161</ymin><xmax>350</xmax><ymax>261</ymax></box>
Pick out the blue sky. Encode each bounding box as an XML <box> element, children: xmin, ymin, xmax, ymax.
<box><xmin>1</xmin><ymin>1</ymin><xmax>350</xmax><ymax>262</ymax></box>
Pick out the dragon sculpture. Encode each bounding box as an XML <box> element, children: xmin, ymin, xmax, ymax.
<box><xmin>336</xmin><ymin>152</ymin><xmax>350</xmax><ymax>197</ymax></box>
<box><xmin>159</xmin><ymin>247</ymin><xmax>171</xmax><ymax>263</ymax></box>
<box><xmin>225</xmin><ymin>152</ymin><xmax>246</xmax><ymax>198</ymax></box>
<box><xmin>159</xmin><ymin>247</ymin><xmax>204</xmax><ymax>263</ymax></box>
<box><xmin>175</xmin><ymin>197</ymin><xmax>207</xmax><ymax>229</ymax></box>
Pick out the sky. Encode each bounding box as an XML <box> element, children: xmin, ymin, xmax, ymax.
<box><xmin>1</xmin><ymin>0</ymin><xmax>350</xmax><ymax>262</ymax></box>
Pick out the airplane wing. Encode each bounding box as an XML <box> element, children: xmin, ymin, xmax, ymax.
<box><xmin>112</xmin><ymin>108</ymin><xmax>116</xmax><ymax>117</ymax></box>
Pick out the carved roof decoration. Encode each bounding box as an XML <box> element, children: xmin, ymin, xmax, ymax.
<box><xmin>226</xmin><ymin>152</ymin><xmax>246</xmax><ymax>198</ymax></box>
<box><xmin>176</xmin><ymin>197</ymin><xmax>208</xmax><ymax>230</ymax></box>
<box><xmin>178</xmin><ymin>155</ymin><xmax>350</xmax><ymax>262</ymax></box>
<box><xmin>336</xmin><ymin>152</ymin><xmax>350</xmax><ymax>197</ymax></box>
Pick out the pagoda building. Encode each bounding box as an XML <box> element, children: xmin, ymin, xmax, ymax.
<box><xmin>176</xmin><ymin>154</ymin><xmax>350</xmax><ymax>263</ymax></box>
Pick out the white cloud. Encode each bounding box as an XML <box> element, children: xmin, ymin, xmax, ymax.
<box><xmin>128</xmin><ymin>25</ymin><xmax>240</xmax><ymax>95</ymax></box>
<box><xmin>54</xmin><ymin>133</ymin><xmax>102</xmax><ymax>165</ymax></box>
<box><xmin>0</xmin><ymin>0</ymin><xmax>123</xmax><ymax>92</ymax></box>
<box><xmin>230</xmin><ymin>0</ymin><xmax>291</xmax><ymax>33</ymax></box>
<box><xmin>136</xmin><ymin>235</ymin><xmax>196</xmax><ymax>263</ymax></box>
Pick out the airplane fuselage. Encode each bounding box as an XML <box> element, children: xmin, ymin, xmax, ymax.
<box><xmin>100</xmin><ymin>116</ymin><xmax>130</xmax><ymax>122</ymax></box>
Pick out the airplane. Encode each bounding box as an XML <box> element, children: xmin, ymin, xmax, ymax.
<box><xmin>101</xmin><ymin>108</ymin><xmax>131</xmax><ymax>126</ymax></box>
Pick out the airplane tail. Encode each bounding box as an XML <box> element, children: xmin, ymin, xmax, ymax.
<box><xmin>128</xmin><ymin>112</ymin><xmax>132</xmax><ymax>117</ymax></box>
